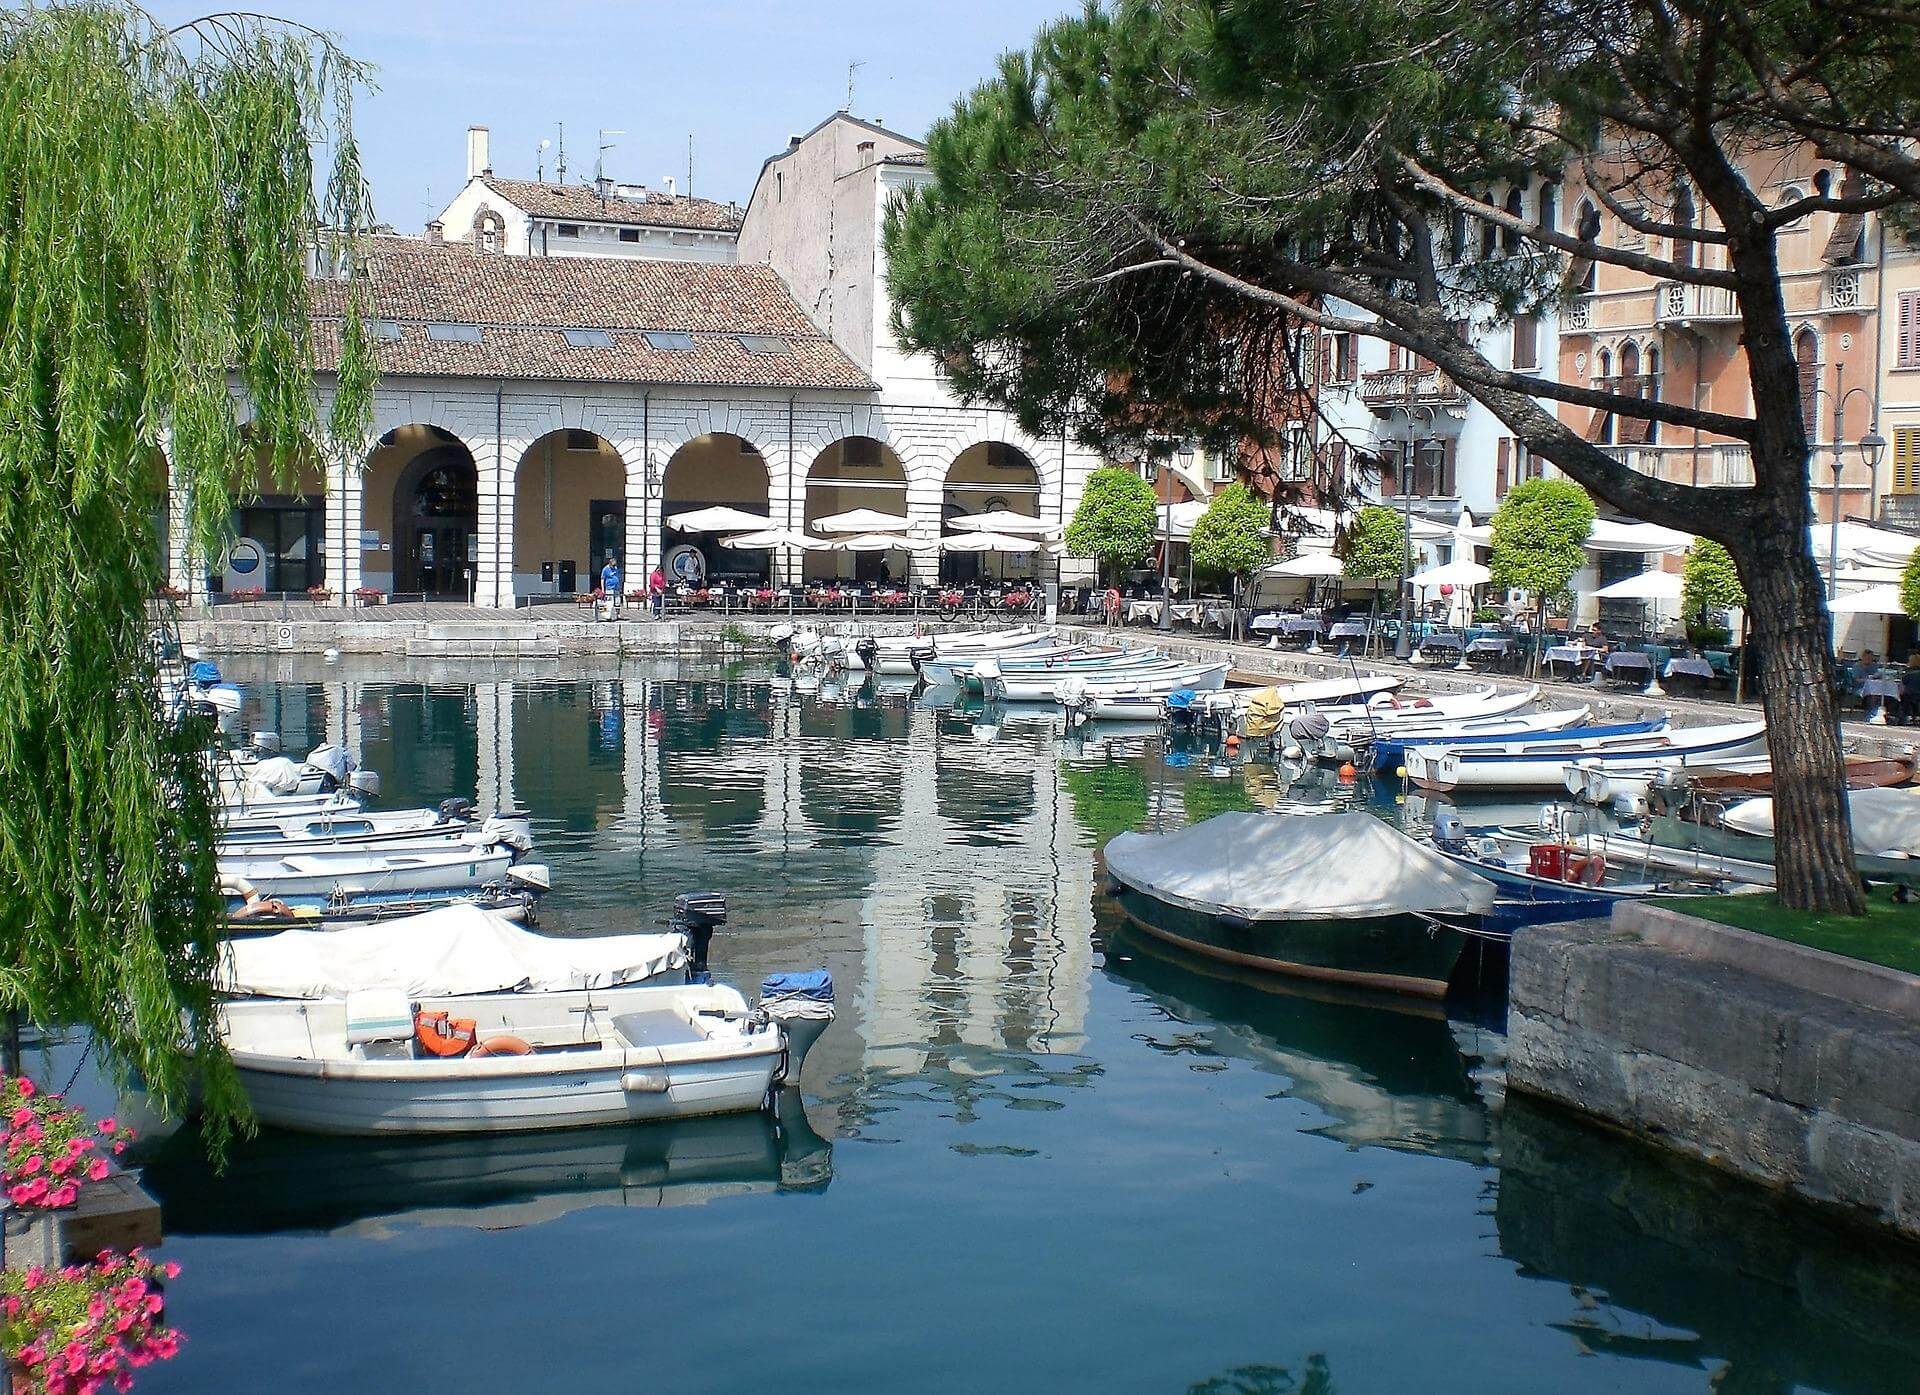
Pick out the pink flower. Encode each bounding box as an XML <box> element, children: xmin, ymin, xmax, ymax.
<box><xmin>161</xmin><ymin>1262</ymin><xmax>179</xmax><ymax>1280</ymax></box>
<box><xmin>68</xmin><ymin>1136</ymin><xmax>91</xmax><ymax>1156</ymax></box>
<box><xmin>10</xmin><ymin>1105</ymin><xmax>34</xmax><ymax>1128</ymax></box>
<box><xmin>110</xmin><ymin>1142</ymin><xmax>126</xmax><ymax>1156</ymax></box>
<box><xmin>47</xmin><ymin>1183</ymin><xmax>78</xmax><ymax>1207</ymax></box>
<box><xmin>20</xmin><ymin>1152</ymin><xmax>44</xmax><ymax>1174</ymax></box>
<box><xmin>95</xmin><ymin>1118</ymin><xmax>115</xmax><ymax>1134</ymax></box>
<box><xmin>18</xmin><ymin>1077</ymin><xmax>36</xmax><ymax>1098</ymax></box>
<box><xmin>86</xmin><ymin>1157</ymin><xmax>108</xmax><ymax>1181</ymax></box>
<box><xmin>18</xmin><ymin>1339</ymin><xmax>45</xmax><ymax>1367</ymax></box>
<box><xmin>50</xmin><ymin>1154</ymin><xmax>74</xmax><ymax>1176</ymax></box>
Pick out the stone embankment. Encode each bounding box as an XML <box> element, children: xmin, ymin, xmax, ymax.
<box><xmin>1509</xmin><ymin>903</ymin><xmax>1920</xmax><ymax>1244</ymax></box>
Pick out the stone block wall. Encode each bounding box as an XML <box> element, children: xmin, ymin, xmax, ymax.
<box><xmin>1509</xmin><ymin>905</ymin><xmax>1920</xmax><ymax>1243</ymax></box>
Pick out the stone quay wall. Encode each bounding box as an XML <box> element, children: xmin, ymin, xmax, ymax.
<box><xmin>1509</xmin><ymin>904</ymin><xmax>1920</xmax><ymax>1243</ymax></box>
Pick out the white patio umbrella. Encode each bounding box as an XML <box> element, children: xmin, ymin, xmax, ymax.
<box><xmin>1410</xmin><ymin>558</ymin><xmax>1491</xmax><ymax>588</ymax></box>
<box><xmin>1828</xmin><ymin>583</ymin><xmax>1908</xmax><ymax>615</ymax></box>
<box><xmin>722</xmin><ymin>527</ymin><xmax>833</xmax><ymax>551</ymax></box>
<box><xmin>667</xmin><ymin>505</ymin><xmax>773</xmax><ymax>533</ymax></box>
<box><xmin>1264</xmin><ymin>552</ymin><xmax>1346</xmax><ymax>578</ymax></box>
<box><xmin>813</xmin><ymin>507</ymin><xmax>911</xmax><ymax>534</ymax></box>
<box><xmin>946</xmin><ymin>509</ymin><xmax>1057</xmax><ymax>537</ymax></box>
<box><xmin>939</xmin><ymin>531</ymin><xmax>1046</xmax><ymax>552</ymax></box>
<box><xmin>1591</xmin><ymin>569</ymin><xmax>1685</xmax><ymax>601</ymax></box>
<box><xmin>832</xmin><ymin>532</ymin><xmax>914</xmax><ymax>552</ymax></box>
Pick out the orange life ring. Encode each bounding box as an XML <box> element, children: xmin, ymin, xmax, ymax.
<box><xmin>469</xmin><ymin>1035</ymin><xmax>534</xmax><ymax>1058</ymax></box>
<box><xmin>1565</xmin><ymin>853</ymin><xmax>1608</xmax><ymax>887</ymax></box>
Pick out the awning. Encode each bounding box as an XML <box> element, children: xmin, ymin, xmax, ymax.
<box><xmin>946</xmin><ymin>509</ymin><xmax>1057</xmax><ymax>537</ymax></box>
<box><xmin>831</xmin><ymin>532</ymin><xmax>914</xmax><ymax>552</ymax></box>
<box><xmin>1827</xmin><ymin>583</ymin><xmax>1908</xmax><ymax>615</ymax></box>
<box><xmin>813</xmin><ymin>508</ymin><xmax>911</xmax><ymax>534</ymax></box>
<box><xmin>1264</xmin><ymin>552</ymin><xmax>1346</xmax><ymax>578</ymax></box>
<box><xmin>1592</xmin><ymin>569</ymin><xmax>1684</xmax><ymax>601</ymax></box>
<box><xmin>938</xmin><ymin>531</ymin><xmax>1051</xmax><ymax>553</ymax></box>
<box><xmin>667</xmin><ymin>506</ymin><xmax>774</xmax><ymax>533</ymax></box>
<box><xmin>1411</xmin><ymin>559</ymin><xmax>1491</xmax><ymax>588</ymax></box>
<box><xmin>722</xmin><ymin>528</ymin><xmax>833</xmax><ymax>550</ymax></box>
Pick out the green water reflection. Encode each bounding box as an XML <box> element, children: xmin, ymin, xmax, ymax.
<box><xmin>93</xmin><ymin>656</ymin><xmax>1920</xmax><ymax>1394</ymax></box>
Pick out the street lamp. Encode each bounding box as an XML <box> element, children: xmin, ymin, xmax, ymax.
<box><xmin>1388</xmin><ymin>404</ymin><xmax>1437</xmax><ymax>660</ymax></box>
<box><xmin>1155</xmin><ymin>456</ymin><xmax>1173</xmax><ymax>631</ymax></box>
<box><xmin>1828</xmin><ymin>374</ymin><xmax>1882</xmax><ymax>600</ymax></box>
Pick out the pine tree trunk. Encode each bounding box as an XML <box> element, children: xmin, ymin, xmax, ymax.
<box><xmin>1740</xmin><ymin>545</ymin><xmax>1863</xmax><ymax>913</ymax></box>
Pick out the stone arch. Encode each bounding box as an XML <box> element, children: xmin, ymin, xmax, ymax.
<box><xmin>1795</xmin><ymin>325</ymin><xmax>1823</xmax><ymax>439</ymax></box>
<box><xmin>660</xmin><ymin>432</ymin><xmax>775</xmax><ymax>583</ymax></box>
<box><xmin>362</xmin><ymin>424</ymin><xmax>480</xmax><ymax>598</ymax></box>
<box><xmin>513</xmin><ymin>427</ymin><xmax>629</xmax><ymax>598</ymax></box>
<box><xmin>471</xmin><ymin>205</ymin><xmax>506</xmax><ymax>253</ymax></box>
<box><xmin>940</xmin><ymin>441</ymin><xmax>1044</xmax><ymax>584</ymax></box>
<box><xmin>804</xmin><ymin>435</ymin><xmax>908</xmax><ymax>583</ymax></box>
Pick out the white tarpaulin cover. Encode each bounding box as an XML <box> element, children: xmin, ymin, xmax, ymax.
<box><xmin>220</xmin><ymin>904</ymin><xmax>688</xmax><ymax>999</ymax></box>
<box><xmin>1104</xmin><ymin>811</ymin><xmax>1496</xmax><ymax>921</ymax></box>
<box><xmin>1724</xmin><ymin>786</ymin><xmax>1920</xmax><ymax>858</ymax></box>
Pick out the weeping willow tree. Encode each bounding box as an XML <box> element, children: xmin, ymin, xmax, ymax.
<box><xmin>0</xmin><ymin>4</ymin><xmax>376</xmax><ymax>1147</ymax></box>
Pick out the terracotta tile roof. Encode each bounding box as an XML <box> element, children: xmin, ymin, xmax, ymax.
<box><xmin>881</xmin><ymin>152</ymin><xmax>929</xmax><ymax>167</ymax></box>
<box><xmin>480</xmin><ymin>178</ymin><xmax>743</xmax><ymax>233</ymax></box>
<box><xmin>311</xmin><ymin>236</ymin><xmax>872</xmax><ymax>392</ymax></box>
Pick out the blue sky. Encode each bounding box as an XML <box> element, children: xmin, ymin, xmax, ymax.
<box><xmin>149</xmin><ymin>1</ymin><xmax>1070</xmax><ymax>228</ymax></box>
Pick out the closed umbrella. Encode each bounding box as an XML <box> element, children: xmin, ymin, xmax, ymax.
<box><xmin>813</xmin><ymin>507</ymin><xmax>911</xmax><ymax>534</ymax></box>
<box><xmin>667</xmin><ymin>506</ymin><xmax>773</xmax><ymax>533</ymax></box>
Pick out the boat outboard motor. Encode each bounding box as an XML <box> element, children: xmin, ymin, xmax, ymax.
<box><xmin>346</xmin><ymin>768</ymin><xmax>381</xmax><ymax>800</ymax></box>
<box><xmin>1431</xmin><ymin>806</ymin><xmax>1467</xmax><ymax>847</ymax></box>
<box><xmin>437</xmin><ymin>796</ymin><xmax>477</xmax><ymax>824</ymax></box>
<box><xmin>854</xmin><ymin>637</ymin><xmax>879</xmax><ymax>672</ymax></box>
<box><xmin>1284</xmin><ymin>709</ymin><xmax>1330</xmax><ymax>761</ymax></box>
<box><xmin>1165</xmin><ymin>688</ymin><xmax>1200</xmax><ymax>731</ymax></box>
<box><xmin>471</xmin><ymin>814</ymin><xmax>534</xmax><ymax>854</ymax></box>
<box><xmin>505</xmin><ymin>862</ymin><xmax>552</xmax><ymax>895</ymax></box>
<box><xmin>1058</xmin><ymin>674</ymin><xmax>1091</xmax><ymax>725</ymax></box>
<box><xmin>251</xmin><ymin>755</ymin><xmax>304</xmax><ymax>794</ymax></box>
<box><xmin>769</xmin><ymin>623</ymin><xmax>796</xmax><ymax>648</ymax></box>
<box><xmin>759</xmin><ymin>971</ymin><xmax>835</xmax><ymax>1083</ymax></box>
<box><xmin>303</xmin><ymin>743</ymin><xmax>354</xmax><ymax>792</ymax></box>
<box><xmin>249</xmin><ymin>731</ymin><xmax>283</xmax><ymax>757</ymax></box>
<box><xmin>671</xmin><ymin>892</ymin><xmax>728</xmax><ymax>977</ymax></box>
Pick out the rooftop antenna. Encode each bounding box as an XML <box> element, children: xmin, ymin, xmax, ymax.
<box><xmin>536</xmin><ymin>138</ymin><xmax>551</xmax><ymax>183</ymax></box>
<box><xmin>844</xmin><ymin>59</ymin><xmax>864</xmax><ymax>113</ymax></box>
<box><xmin>688</xmin><ymin>133</ymin><xmax>694</xmax><ymax>201</ymax></box>
<box><xmin>596</xmin><ymin>128</ymin><xmax>624</xmax><ymax>203</ymax></box>
<box><xmin>555</xmin><ymin>123</ymin><xmax>567</xmax><ymax>184</ymax></box>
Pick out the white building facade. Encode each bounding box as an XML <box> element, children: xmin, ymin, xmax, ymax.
<box><xmin>165</xmin><ymin>114</ymin><xmax>1105</xmax><ymax>607</ymax></box>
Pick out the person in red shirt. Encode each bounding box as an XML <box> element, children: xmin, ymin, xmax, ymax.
<box><xmin>648</xmin><ymin>564</ymin><xmax>668</xmax><ymax>618</ymax></box>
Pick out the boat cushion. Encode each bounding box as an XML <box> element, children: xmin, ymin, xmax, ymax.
<box><xmin>611</xmin><ymin>1012</ymin><xmax>709</xmax><ymax>1049</ymax></box>
<box><xmin>344</xmin><ymin>987</ymin><xmax>414</xmax><ymax>1045</ymax></box>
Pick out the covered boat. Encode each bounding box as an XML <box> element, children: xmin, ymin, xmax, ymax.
<box><xmin>217</xmin><ymin>843</ymin><xmax>539</xmax><ymax>906</ymax></box>
<box><xmin>1103</xmin><ymin>812</ymin><xmax>1496</xmax><ymax>997</ymax></box>
<box><xmin>218</xmin><ymin>904</ymin><xmax>690</xmax><ymax>999</ymax></box>
<box><xmin>1405</xmin><ymin>720</ymin><xmax>1765</xmax><ymax>793</ymax></box>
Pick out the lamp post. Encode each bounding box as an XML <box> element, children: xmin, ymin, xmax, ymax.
<box><xmin>1389</xmin><ymin>403</ymin><xmax>1437</xmax><ymax>660</ymax></box>
<box><xmin>1156</xmin><ymin>457</ymin><xmax>1173</xmax><ymax>632</ymax></box>
<box><xmin>1827</xmin><ymin>370</ymin><xmax>1883</xmax><ymax>600</ymax></box>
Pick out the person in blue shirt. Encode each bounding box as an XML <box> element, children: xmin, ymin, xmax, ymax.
<box><xmin>599</xmin><ymin>553</ymin><xmax>622</xmax><ymax>620</ymax></box>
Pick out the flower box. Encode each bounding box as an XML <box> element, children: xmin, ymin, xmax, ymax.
<box><xmin>305</xmin><ymin>586</ymin><xmax>333</xmax><ymax>603</ymax></box>
<box><xmin>225</xmin><ymin>587</ymin><xmax>265</xmax><ymax>602</ymax></box>
<box><xmin>352</xmin><ymin>587</ymin><xmax>386</xmax><ymax>605</ymax></box>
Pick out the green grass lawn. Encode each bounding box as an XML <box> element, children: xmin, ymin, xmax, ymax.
<box><xmin>1651</xmin><ymin>889</ymin><xmax>1920</xmax><ymax>976</ymax></box>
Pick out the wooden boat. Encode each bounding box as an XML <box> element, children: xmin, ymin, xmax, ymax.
<box><xmin>222</xmin><ymin>981</ymin><xmax>788</xmax><ymax>1136</ymax></box>
<box><xmin>1102</xmin><ymin>811</ymin><xmax>1496</xmax><ymax>997</ymax></box>
<box><xmin>1405</xmin><ymin>721</ymin><xmax>1766</xmax><ymax>793</ymax></box>
<box><xmin>1683</xmin><ymin>753</ymin><xmax>1916</xmax><ymax>795</ymax></box>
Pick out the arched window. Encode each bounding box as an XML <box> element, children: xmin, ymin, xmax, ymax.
<box><xmin>1595</xmin><ymin>347</ymin><xmax>1614</xmax><ymax>445</ymax></box>
<box><xmin>1619</xmin><ymin>342</ymin><xmax>1641</xmax><ymax>380</ymax></box>
<box><xmin>1448</xmin><ymin>207</ymin><xmax>1468</xmax><ymax>264</ymax></box>
<box><xmin>1576</xmin><ymin>199</ymin><xmax>1600</xmax><ymax>291</ymax></box>
<box><xmin>1502</xmin><ymin>188</ymin><xmax>1525</xmax><ymax>253</ymax></box>
<box><xmin>1670</xmin><ymin>184</ymin><xmax>1696</xmax><ymax>267</ymax></box>
<box><xmin>1537</xmin><ymin>183</ymin><xmax>1558</xmax><ymax>236</ymax></box>
<box><xmin>1795</xmin><ymin>327</ymin><xmax>1822</xmax><ymax>439</ymax></box>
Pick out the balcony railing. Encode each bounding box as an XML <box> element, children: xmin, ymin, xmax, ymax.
<box><xmin>1602</xmin><ymin>443</ymin><xmax>1753</xmax><ymax>486</ymax></box>
<box><xmin>1357</xmin><ymin>366</ymin><xmax>1469</xmax><ymax>415</ymax></box>
<box><xmin>1653</xmin><ymin>281</ymin><xmax>1740</xmax><ymax>327</ymax></box>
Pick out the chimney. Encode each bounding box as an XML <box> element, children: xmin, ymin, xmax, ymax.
<box><xmin>466</xmin><ymin>125</ymin><xmax>491</xmax><ymax>179</ymax></box>
<box><xmin>856</xmin><ymin>139</ymin><xmax>875</xmax><ymax>168</ymax></box>
<box><xmin>662</xmin><ymin>175</ymin><xmax>676</xmax><ymax>199</ymax></box>
<box><xmin>787</xmin><ymin>134</ymin><xmax>802</xmax><ymax>149</ymax></box>
<box><xmin>425</xmin><ymin>219</ymin><xmax>444</xmax><ymax>245</ymax></box>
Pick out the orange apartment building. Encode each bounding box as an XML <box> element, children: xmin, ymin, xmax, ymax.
<box><xmin>1556</xmin><ymin>144</ymin><xmax>1887</xmax><ymax>533</ymax></box>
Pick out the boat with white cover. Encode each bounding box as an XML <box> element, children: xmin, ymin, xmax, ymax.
<box><xmin>1404</xmin><ymin>720</ymin><xmax>1766</xmax><ymax>793</ymax></box>
<box><xmin>1103</xmin><ymin>811</ymin><xmax>1496</xmax><ymax>997</ymax></box>
<box><xmin>985</xmin><ymin>658</ymin><xmax>1228</xmax><ymax>703</ymax></box>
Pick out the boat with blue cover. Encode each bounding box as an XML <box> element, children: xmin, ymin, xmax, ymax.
<box><xmin>1370</xmin><ymin>716</ymin><xmax>1668</xmax><ymax>773</ymax></box>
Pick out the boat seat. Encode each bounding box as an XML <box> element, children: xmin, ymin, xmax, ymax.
<box><xmin>610</xmin><ymin>1011</ymin><xmax>709</xmax><ymax>1049</ymax></box>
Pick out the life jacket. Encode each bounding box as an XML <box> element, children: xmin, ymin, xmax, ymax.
<box><xmin>414</xmin><ymin>1009</ymin><xmax>479</xmax><ymax>1058</ymax></box>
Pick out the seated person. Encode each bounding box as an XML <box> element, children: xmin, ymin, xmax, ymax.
<box><xmin>1900</xmin><ymin>654</ymin><xmax>1920</xmax><ymax>723</ymax></box>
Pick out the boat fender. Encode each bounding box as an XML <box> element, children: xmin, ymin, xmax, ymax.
<box><xmin>1215</xmin><ymin>912</ymin><xmax>1256</xmax><ymax>933</ymax></box>
<box><xmin>230</xmin><ymin>895</ymin><xmax>293</xmax><ymax>920</ymax></box>
<box><xmin>620</xmin><ymin>1070</ymin><xmax>670</xmax><ymax>1094</ymax></box>
<box><xmin>1337</xmin><ymin>763</ymin><xmax>1357</xmax><ymax>783</ymax></box>
<box><xmin>469</xmin><ymin>1035</ymin><xmax>533</xmax><ymax>1058</ymax></box>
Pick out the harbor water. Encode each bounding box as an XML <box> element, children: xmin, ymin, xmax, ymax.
<box><xmin>43</xmin><ymin>656</ymin><xmax>1920</xmax><ymax>1394</ymax></box>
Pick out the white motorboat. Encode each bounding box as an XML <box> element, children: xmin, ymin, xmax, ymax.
<box><xmin>922</xmin><ymin>642</ymin><xmax>1090</xmax><ymax>688</ymax></box>
<box><xmin>222</xmin><ymin>981</ymin><xmax>787</xmax><ymax>1135</ymax></box>
<box><xmin>217</xmin><ymin>743</ymin><xmax>379</xmax><ymax>802</ymax></box>
<box><xmin>217</xmin><ymin>843</ymin><xmax>543</xmax><ymax>905</ymax></box>
<box><xmin>983</xmin><ymin>658</ymin><xmax>1227</xmax><ymax>703</ymax></box>
<box><xmin>218</xmin><ymin>811</ymin><xmax>532</xmax><ymax>859</ymax></box>
<box><xmin>1324</xmin><ymin>685</ymin><xmax>1538</xmax><ymax>734</ymax></box>
<box><xmin>220</xmin><ymin>800</ymin><xmax>525</xmax><ymax>849</ymax></box>
<box><xmin>1350</xmin><ymin>708</ymin><xmax>1596</xmax><ymax>768</ymax></box>
<box><xmin>1405</xmin><ymin>720</ymin><xmax>1767</xmax><ymax>793</ymax></box>
<box><xmin>869</xmin><ymin>626</ymin><xmax>1043</xmax><ymax>675</ymax></box>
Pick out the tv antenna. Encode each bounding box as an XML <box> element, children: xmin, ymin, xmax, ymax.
<box><xmin>596</xmin><ymin>128</ymin><xmax>624</xmax><ymax>200</ymax></box>
<box><xmin>536</xmin><ymin>138</ymin><xmax>551</xmax><ymax>183</ymax></box>
<box><xmin>555</xmin><ymin>123</ymin><xmax>567</xmax><ymax>184</ymax></box>
<box><xmin>845</xmin><ymin>60</ymin><xmax>864</xmax><ymax>113</ymax></box>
